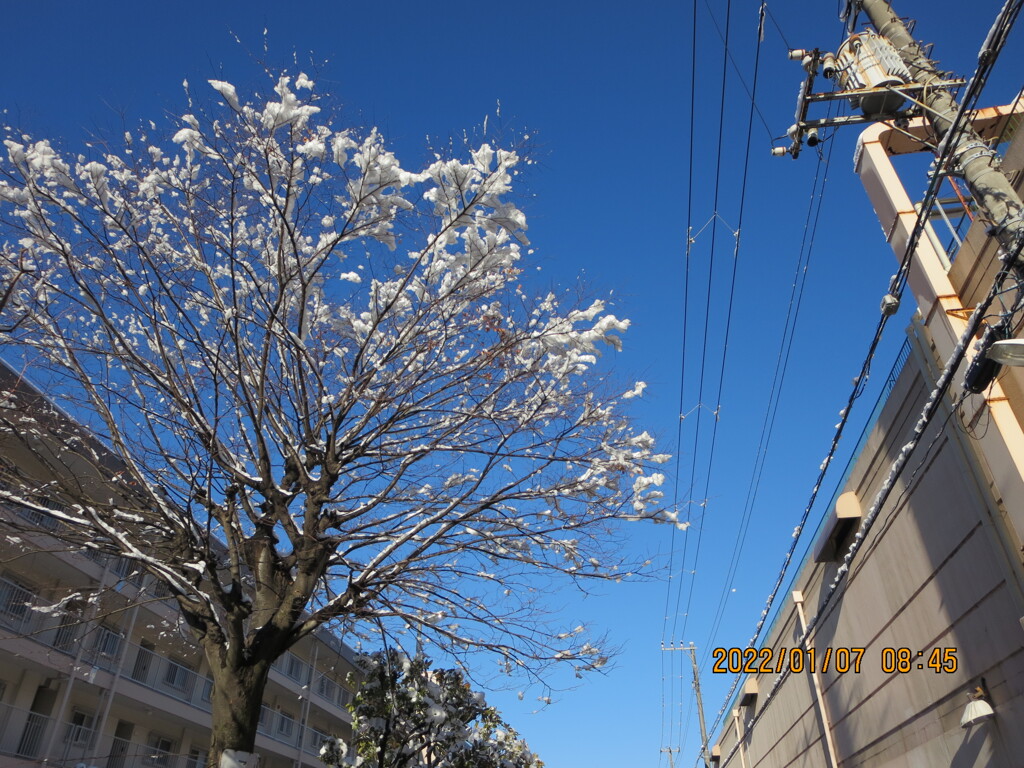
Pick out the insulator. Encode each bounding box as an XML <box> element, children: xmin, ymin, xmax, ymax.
<box><xmin>821</xmin><ymin>52</ymin><xmax>838</xmax><ymax>79</ymax></box>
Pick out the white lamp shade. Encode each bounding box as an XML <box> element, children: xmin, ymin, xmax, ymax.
<box><xmin>960</xmin><ymin>698</ymin><xmax>995</xmax><ymax>728</ymax></box>
<box><xmin>986</xmin><ymin>339</ymin><xmax>1024</xmax><ymax>366</ymax></box>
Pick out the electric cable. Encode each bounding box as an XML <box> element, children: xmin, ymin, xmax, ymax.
<box><xmin>662</xmin><ymin>2</ymin><xmax>786</xmax><ymax>761</ymax></box>
<box><xmin>698</xmin><ymin>128</ymin><xmax>835</xmax><ymax>672</ymax></box>
<box><xmin>659</xmin><ymin>0</ymin><xmax>703</xmax><ymax>760</ymax></box>
<box><xmin>673</xmin><ymin>0</ymin><xmax>737</xmax><ymax>756</ymax></box>
<box><xmin>673</xmin><ymin>13</ymin><xmax>769</xmax><ymax>763</ymax></box>
<box><xmin>675</xmin><ymin>0</ymin><xmax>765</xmax><ymax>655</ymax></box>
<box><xmin>699</xmin><ymin>0</ymin><xmax>781</xmax><ymax>142</ymax></box>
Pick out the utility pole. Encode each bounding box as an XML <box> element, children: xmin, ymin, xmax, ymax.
<box><xmin>858</xmin><ymin>0</ymin><xmax>1024</xmax><ymax>260</ymax></box>
<box><xmin>687</xmin><ymin>644</ymin><xmax>712</xmax><ymax>768</ymax></box>
<box><xmin>777</xmin><ymin>0</ymin><xmax>1024</xmax><ymax>379</ymax></box>
<box><xmin>662</xmin><ymin>642</ymin><xmax>712</xmax><ymax>768</ymax></box>
<box><xmin>777</xmin><ymin>0</ymin><xmax>1024</xmax><ymax>262</ymax></box>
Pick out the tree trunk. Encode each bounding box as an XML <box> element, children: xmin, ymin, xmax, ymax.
<box><xmin>207</xmin><ymin>661</ymin><xmax>272</xmax><ymax>768</ymax></box>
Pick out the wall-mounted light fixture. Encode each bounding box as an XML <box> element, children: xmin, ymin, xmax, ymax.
<box><xmin>985</xmin><ymin>338</ymin><xmax>1024</xmax><ymax>366</ymax></box>
<box><xmin>966</xmin><ymin>324</ymin><xmax>1011</xmax><ymax>393</ymax></box>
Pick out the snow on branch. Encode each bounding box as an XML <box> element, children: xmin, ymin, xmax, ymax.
<box><xmin>0</xmin><ymin>73</ymin><xmax>669</xmax><ymax>690</ymax></box>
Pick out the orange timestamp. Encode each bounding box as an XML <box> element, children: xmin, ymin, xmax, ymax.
<box><xmin>712</xmin><ymin>646</ymin><xmax>864</xmax><ymax>675</ymax></box>
<box><xmin>711</xmin><ymin>646</ymin><xmax>959</xmax><ymax>675</ymax></box>
<box><xmin>880</xmin><ymin>646</ymin><xmax>958</xmax><ymax>673</ymax></box>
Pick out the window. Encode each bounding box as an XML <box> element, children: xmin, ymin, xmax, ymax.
<box><xmin>200</xmin><ymin>678</ymin><xmax>213</xmax><ymax>703</ymax></box>
<box><xmin>277</xmin><ymin>710</ymin><xmax>295</xmax><ymax>738</ymax></box>
<box><xmin>95</xmin><ymin>625</ymin><xmax>123</xmax><ymax>657</ymax></box>
<box><xmin>0</xmin><ymin>577</ymin><xmax>34</xmax><ymax>628</ymax></box>
<box><xmin>316</xmin><ymin>674</ymin><xmax>338</xmax><ymax>703</ymax></box>
<box><xmin>112</xmin><ymin>556</ymin><xmax>144</xmax><ymax>586</ymax></box>
<box><xmin>52</xmin><ymin>620</ymin><xmax>78</xmax><ymax>652</ymax></box>
<box><xmin>309</xmin><ymin>727</ymin><xmax>332</xmax><ymax>750</ymax></box>
<box><xmin>65</xmin><ymin>710</ymin><xmax>95</xmax><ymax>746</ymax></box>
<box><xmin>186</xmin><ymin>748</ymin><xmax>208</xmax><ymax>768</ymax></box>
<box><xmin>285</xmin><ymin>653</ymin><xmax>308</xmax><ymax>683</ymax></box>
<box><xmin>151</xmin><ymin>580</ymin><xmax>172</xmax><ymax>598</ymax></box>
<box><xmin>52</xmin><ymin>603</ymin><xmax>83</xmax><ymax>653</ymax></box>
<box><xmin>112</xmin><ymin>556</ymin><xmax>133</xmax><ymax>579</ymax></box>
<box><xmin>144</xmin><ymin>734</ymin><xmax>175</xmax><ymax>767</ymax></box>
<box><xmin>163</xmin><ymin>657</ymin><xmax>194</xmax><ymax>693</ymax></box>
<box><xmin>131</xmin><ymin>641</ymin><xmax>155</xmax><ymax>683</ymax></box>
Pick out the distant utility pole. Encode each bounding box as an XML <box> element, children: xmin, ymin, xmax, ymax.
<box><xmin>858</xmin><ymin>0</ymin><xmax>1024</xmax><ymax>259</ymax></box>
<box><xmin>663</xmin><ymin>642</ymin><xmax>712</xmax><ymax>768</ymax></box>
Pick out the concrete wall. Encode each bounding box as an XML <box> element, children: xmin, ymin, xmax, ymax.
<box><xmin>713</xmin><ymin>327</ymin><xmax>1024</xmax><ymax>768</ymax></box>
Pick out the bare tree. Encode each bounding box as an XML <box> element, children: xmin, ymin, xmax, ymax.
<box><xmin>0</xmin><ymin>73</ymin><xmax>670</xmax><ymax>764</ymax></box>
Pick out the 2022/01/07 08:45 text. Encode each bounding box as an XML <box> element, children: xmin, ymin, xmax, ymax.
<box><xmin>711</xmin><ymin>646</ymin><xmax>959</xmax><ymax>675</ymax></box>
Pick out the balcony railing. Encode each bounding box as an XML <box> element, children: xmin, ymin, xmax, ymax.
<box><xmin>127</xmin><ymin>644</ymin><xmax>212</xmax><ymax>713</ymax></box>
<box><xmin>0</xmin><ymin>701</ymin><xmax>101</xmax><ymax>766</ymax></box>
<box><xmin>1</xmin><ymin>579</ymin><xmax>354</xmax><ymax>735</ymax></box>
<box><xmin>257</xmin><ymin>705</ymin><xmax>343</xmax><ymax>756</ymax></box>
<box><xmin>0</xmin><ymin>681</ymin><xmax>345</xmax><ymax>767</ymax></box>
<box><xmin>107</xmin><ymin>736</ymin><xmax>198</xmax><ymax>768</ymax></box>
<box><xmin>0</xmin><ymin>573</ymin><xmax>89</xmax><ymax>651</ymax></box>
<box><xmin>273</xmin><ymin>650</ymin><xmax>354</xmax><ymax>712</ymax></box>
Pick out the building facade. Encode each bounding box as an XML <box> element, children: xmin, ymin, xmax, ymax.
<box><xmin>0</xmin><ymin>376</ymin><xmax>361</xmax><ymax>768</ymax></box>
<box><xmin>0</xmin><ymin>518</ymin><xmax>359</xmax><ymax>768</ymax></box>
<box><xmin>709</xmin><ymin>105</ymin><xmax>1024</xmax><ymax>766</ymax></box>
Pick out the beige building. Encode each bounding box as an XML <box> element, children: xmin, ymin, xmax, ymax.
<box><xmin>0</xmin><ymin>390</ymin><xmax>360</xmax><ymax>768</ymax></box>
<box><xmin>710</xmin><ymin>105</ymin><xmax>1024</xmax><ymax>766</ymax></box>
<box><xmin>0</xmin><ymin>524</ymin><xmax>359</xmax><ymax>768</ymax></box>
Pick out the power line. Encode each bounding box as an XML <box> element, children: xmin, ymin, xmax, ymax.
<box><xmin>660</xmin><ymin>0</ymin><xmax>704</xmax><ymax>759</ymax></box>
<box><xmin>698</xmin><ymin>130</ymin><xmax>835</xmax><ymax>671</ymax></box>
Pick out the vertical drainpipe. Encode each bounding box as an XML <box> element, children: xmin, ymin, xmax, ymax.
<box><xmin>792</xmin><ymin>591</ymin><xmax>840</xmax><ymax>768</ymax></box>
<box><xmin>41</xmin><ymin>554</ymin><xmax>115</xmax><ymax>763</ymax></box>
<box><xmin>294</xmin><ymin>639</ymin><xmax>320</xmax><ymax>768</ymax></box>
<box><xmin>731</xmin><ymin>709</ymin><xmax>748</xmax><ymax>768</ymax></box>
<box><xmin>92</xmin><ymin>589</ymin><xmax>143</xmax><ymax>756</ymax></box>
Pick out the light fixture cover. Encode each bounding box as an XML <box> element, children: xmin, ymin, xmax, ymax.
<box><xmin>986</xmin><ymin>339</ymin><xmax>1024</xmax><ymax>366</ymax></box>
<box><xmin>960</xmin><ymin>698</ymin><xmax>995</xmax><ymax>728</ymax></box>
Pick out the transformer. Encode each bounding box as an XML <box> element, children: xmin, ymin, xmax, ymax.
<box><xmin>835</xmin><ymin>31</ymin><xmax>914</xmax><ymax>115</ymax></box>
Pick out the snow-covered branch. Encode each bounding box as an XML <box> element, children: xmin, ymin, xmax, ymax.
<box><xmin>0</xmin><ymin>72</ymin><xmax>668</xmax><ymax>761</ymax></box>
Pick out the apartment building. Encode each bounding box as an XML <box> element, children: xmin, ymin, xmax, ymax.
<box><xmin>0</xmin><ymin>379</ymin><xmax>361</xmax><ymax>768</ymax></box>
<box><xmin>0</xmin><ymin>512</ymin><xmax>360</xmax><ymax>768</ymax></box>
<box><xmin>708</xmin><ymin>106</ymin><xmax>1024</xmax><ymax>766</ymax></box>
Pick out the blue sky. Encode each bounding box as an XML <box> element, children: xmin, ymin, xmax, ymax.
<box><xmin>3</xmin><ymin>1</ymin><xmax>1022</xmax><ymax>767</ymax></box>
